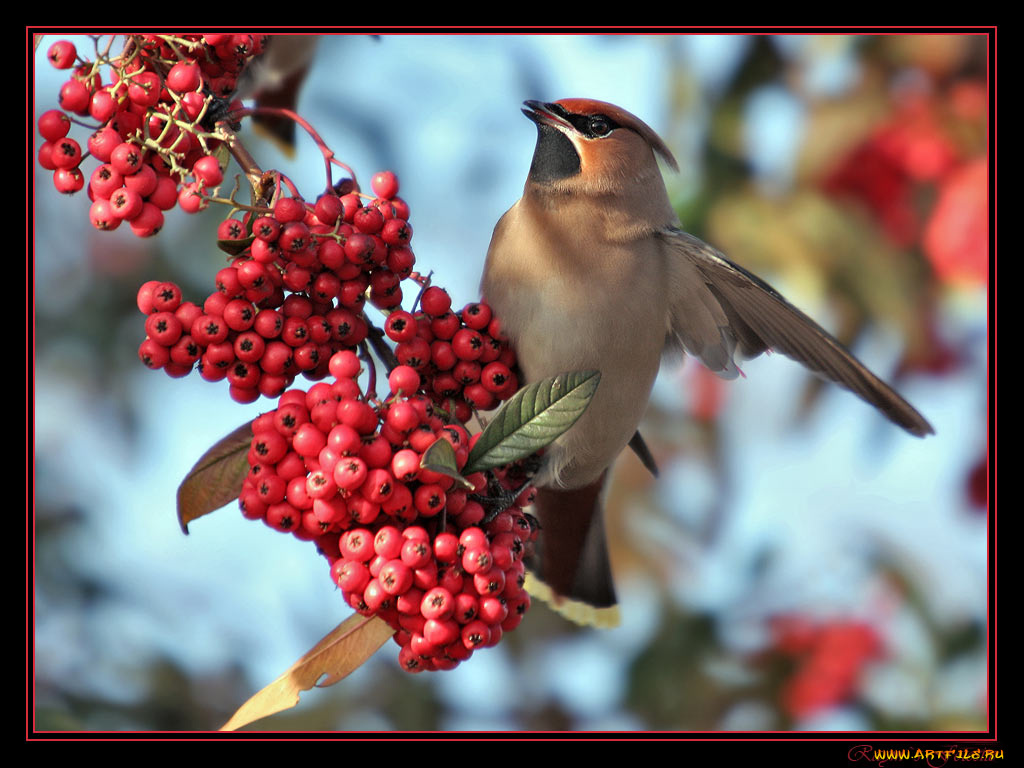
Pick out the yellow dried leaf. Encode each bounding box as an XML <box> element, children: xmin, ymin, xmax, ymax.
<box><xmin>220</xmin><ymin>614</ymin><xmax>394</xmax><ymax>731</ymax></box>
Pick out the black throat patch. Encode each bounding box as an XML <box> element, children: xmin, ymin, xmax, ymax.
<box><xmin>528</xmin><ymin>123</ymin><xmax>581</xmax><ymax>183</ymax></box>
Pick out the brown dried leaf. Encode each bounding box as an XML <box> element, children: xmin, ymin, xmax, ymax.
<box><xmin>176</xmin><ymin>421</ymin><xmax>253</xmax><ymax>533</ymax></box>
<box><xmin>220</xmin><ymin>613</ymin><xmax>395</xmax><ymax>731</ymax></box>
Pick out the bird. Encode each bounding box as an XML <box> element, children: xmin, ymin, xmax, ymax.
<box><xmin>480</xmin><ymin>98</ymin><xmax>934</xmax><ymax>626</ymax></box>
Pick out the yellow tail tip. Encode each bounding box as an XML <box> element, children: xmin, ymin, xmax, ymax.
<box><xmin>524</xmin><ymin>572</ymin><xmax>621</xmax><ymax>628</ymax></box>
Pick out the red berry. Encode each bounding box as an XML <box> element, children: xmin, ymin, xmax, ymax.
<box><xmin>371</xmin><ymin>170</ymin><xmax>400</xmax><ymax>199</ymax></box>
<box><xmin>89</xmin><ymin>90</ymin><xmax>118</xmax><ymax>123</ymax></box>
<box><xmin>461</xmin><ymin>620</ymin><xmax>491</xmax><ymax>649</ymax></box>
<box><xmin>47</xmin><ymin>40</ymin><xmax>77</xmax><ymax>69</ymax></box>
<box><xmin>89</xmin><ymin>198</ymin><xmax>120</xmax><ymax>231</ymax></box>
<box><xmin>430</xmin><ymin>311</ymin><xmax>461</xmax><ymax>340</ymax></box>
<box><xmin>178</xmin><ymin>182</ymin><xmax>209</xmax><ymax>214</ymax></box>
<box><xmin>386</xmin><ymin>401</ymin><xmax>420</xmax><ymax>433</ymax></box>
<box><xmin>361</xmin><ymin>468</ymin><xmax>396</xmax><ymax>504</ymax></box>
<box><xmin>193</xmin><ymin>155</ymin><xmax>224</xmax><ymax>187</ymax></box>
<box><xmin>50</xmin><ymin>137</ymin><xmax>81</xmax><ymax>170</ymax></box>
<box><xmin>88</xmin><ymin>164</ymin><xmax>123</xmax><ymax>199</ymax></box>
<box><xmin>353</xmin><ymin>206</ymin><xmax>385</xmax><ymax>234</ymax></box>
<box><xmin>388</xmin><ymin>365</ymin><xmax>421</xmax><ymax>396</ymax></box>
<box><xmin>387</xmin><ymin>246</ymin><xmax>416</xmax><ymax>278</ymax></box>
<box><xmin>109</xmin><ymin>187</ymin><xmax>144</xmax><ymax>220</ymax></box>
<box><xmin>128</xmin><ymin>203</ymin><xmax>164</xmax><ymax>237</ymax></box>
<box><xmin>53</xmin><ymin>167</ymin><xmax>85</xmax><ymax>194</ymax></box>
<box><xmin>400</xmin><ymin>538</ymin><xmax>432</xmax><ymax>570</ymax></box>
<box><xmin>334</xmin><ymin>456</ymin><xmax>368</xmax><ymax>491</ymax></box>
<box><xmin>381</xmin><ymin>218</ymin><xmax>413</xmax><ymax>247</ymax></box>
<box><xmin>218</xmin><ymin>218</ymin><xmax>246</xmax><ymax>240</ymax></box>
<box><xmin>167</xmin><ymin>61</ymin><xmax>202</xmax><ymax>93</ymax></box>
<box><xmin>233</xmin><ymin>331</ymin><xmax>265</xmax><ymax>363</ymax></box>
<box><xmin>421</xmin><ymin>587</ymin><xmax>455</xmax><ymax>621</ymax></box>
<box><xmin>274</xmin><ymin>196</ymin><xmax>306</xmax><ymax>223</ymax></box>
<box><xmin>373</xmin><ymin>526</ymin><xmax>405</xmax><ymax>560</ymax></box>
<box><xmin>124</xmin><ymin>163</ymin><xmax>158</xmax><ymax>198</ymax></box>
<box><xmin>461</xmin><ymin>302</ymin><xmax>492</xmax><ymax>331</ymax></box>
<box><xmin>58</xmin><ymin>79</ymin><xmax>91</xmax><ymax>114</ymax></box>
<box><xmin>327</xmin><ymin>350</ymin><xmax>360</xmax><ymax>380</ymax></box>
<box><xmin>348</xmin><ymin>495</ymin><xmax>380</xmax><ymax>525</ymax></box>
<box><xmin>253</xmin><ymin>216</ymin><xmax>281</xmax><ymax>242</ymax></box>
<box><xmin>147</xmin><ymin>176</ymin><xmax>180</xmax><ymax>211</ymax></box>
<box><xmin>37</xmin><ymin>142</ymin><xmax>57</xmax><ymax>171</ymax></box>
<box><xmin>138</xmin><ymin>338</ymin><xmax>169</xmax><ymax>369</ymax></box>
<box><xmin>420</xmin><ymin>286</ymin><xmax>451</xmax><ymax>317</ymax></box>
<box><xmin>342</xmin><ymin>528</ymin><xmax>376</xmax><ymax>562</ymax></box>
<box><xmin>38</xmin><ymin>109</ymin><xmax>71</xmax><ymax>142</ymax></box>
<box><xmin>379</xmin><ymin>560</ymin><xmax>414</xmax><ymax>596</ymax></box>
<box><xmin>333</xmin><ymin>560</ymin><xmax>370</xmax><ymax>595</ymax></box>
<box><xmin>127</xmin><ymin>71</ymin><xmax>162</xmax><ymax>108</ymax></box>
<box><xmin>384</xmin><ymin>311</ymin><xmax>418</xmax><ymax>343</ymax></box>
<box><xmin>144</xmin><ymin>311</ymin><xmax>182</xmax><ymax>346</ymax></box>
<box><xmin>314</xmin><ymin>193</ymin><xmax>343</xmax><ymax>226</ymax></box>
<box><xmin>414</xmin><ymin>484</ymin><xmax>446</xmax><ymax>517</ymax></box>
<box><xmin>292</xmin><ymin>422</ymin><xmax>327</xmax><ymax>458</ymax></box>
<box><xmin>424</xmin><ymin>618</ymin><xmax>459</xmax><ymax>647</ymax></box>
<box><xmin>110</xmin><ymin>142</ymin><xmax>144</xmax><ymax>176</ymax></box>
<box><xmin>86</xmin><ymin>128</ymin><xmax>120</xmax><ymax>164</ymax></box>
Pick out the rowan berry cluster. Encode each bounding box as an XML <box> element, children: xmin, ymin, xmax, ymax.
<box><xmin>387</xmin><ymin>287</ymin><xmax>519</xmax><ymax>419</ymax></box>
<box><xmin>133</xmin><ymin>166</ymin><xmax>513</xmax><ymax>414</ymax></box>
<box><xmin>37</xmin><ymin>34</ymin><xmax>263</xmax><ymax>234</ymax></box>
<box><xmin>41</xmin><ymin>33</ymin><xmax>540</xmax><ymax>675</ymax></box>
<box><xmin>241</xmin><ymin>350</ymin><xmax>537</xmax><ymax>671</ymax></box>
<box><xmin>771</xmin><ymin>616</ymin><xmax>882</xmax><ymax>720</ymax></box>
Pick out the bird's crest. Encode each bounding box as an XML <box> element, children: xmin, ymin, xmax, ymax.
<box><xmin>554</xmin><ymin>98</ymin><xmax>679</xmax><ymax>172</ymax></box>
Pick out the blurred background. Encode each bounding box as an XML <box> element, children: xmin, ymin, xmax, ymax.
<box><xmin>32</xmin><ymin>33</ymin><xmax>990</xmax><ymax>732</ymax></box>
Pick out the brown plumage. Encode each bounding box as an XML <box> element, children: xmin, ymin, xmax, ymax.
<box><xmin>481</xmin><ymin>99</ymin><xmax>933</xmax><ymax>624</ymax></box>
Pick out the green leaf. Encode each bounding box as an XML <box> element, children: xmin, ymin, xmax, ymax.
<box><xmin>217</xmin><ymin>234</ymin><xmax>256</xmax><ymax>256</ymax></box>
<box><xmin>420</xmin><ymin>438</ymin><xmax>474</xmax><ymax>490</ymax></box>
<box><xmin>463</xmin><ymin>370</ymin><xmax>601</xmax><ymax>474</ymax></box>
<box><xmin>176</xmin><ymin>421</ymin><xmax>253</xmax><ymax>533</ymax></box>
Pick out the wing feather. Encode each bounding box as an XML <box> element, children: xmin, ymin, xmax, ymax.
<box><xmin>662</xmin><ymin>227</ymin><xmax>934</xmax><ymax>437</ymax></box>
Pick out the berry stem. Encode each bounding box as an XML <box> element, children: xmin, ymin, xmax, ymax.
<box><xmin>228</xmin><ymin>106</ymin><xmax>360</xmax><ymax>193</ymax></box>
<box><xmin>219</xmin><ymin>122</ymin><xmax>268</xmax><ymax>197</ymax></box>
<box><xmin>357</xmin><ymin>341</ymin><xmax>379</xmax><ymax>402</ymax></box>
<box><xmin>366</xmin><ymin>321</ymin><xmax>400</xmax><ymax>374</ymax></box>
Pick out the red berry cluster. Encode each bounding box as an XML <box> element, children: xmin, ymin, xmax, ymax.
<box><xmin>37</xmin><ymin>34</ymin><xmax>264</xmax><ymax>234</ymax></box>
<box><xmin>241</xmin><ymin>349</ymin><xmax>537</xmax><ymax>671</ymax></box>
<box><xmin>386</xmin><ymin>286</ymin><xmax>519</xmax><ymax>421</ymax></box>
<box><xmin>134</xmin><ymin>168</ymin><xmax>509</xmax><ymax>410</ymax></box>
<box><xmin>771</xmin><ymin>616</ymin><xmax>882</xmax><ymax>720</ymax></box>
<box><xmin>42</xmin><ymin>34</ymin><xmax>540</xmax><ymax>675</ymax></box>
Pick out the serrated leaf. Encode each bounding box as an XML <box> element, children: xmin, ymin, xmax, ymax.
<box><xmin>221</xmin><ymin>614</ymin><xmax>394</xmax><ymax>731</ymax></box>
<box><xmin>420</xmin><ymin>438</ymin><xmax>474</xmax><ymax>490</ymax></box>
<box><xmin>463</xmin><ymin>370</ymin><xmax>601</xmax><ymax>474</ymax></box>
<box><xmin>176</xmin><ymin>421</ymin><xmax>253</xmax><ymax>533</ymax></box>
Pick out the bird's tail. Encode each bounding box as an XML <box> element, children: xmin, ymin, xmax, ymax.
<box><xmin>524</xmin><ymin>473</ymin><xmax>621</xmax><ymax>627</ymax></box>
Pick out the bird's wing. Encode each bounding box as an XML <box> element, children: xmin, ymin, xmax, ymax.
<box><xmin>661</xmin><ymin>227</ymin><xmax>934</xmax><ymax>437</ymax></box>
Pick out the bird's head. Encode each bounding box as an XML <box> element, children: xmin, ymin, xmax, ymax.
<box><xmin>522</xmin><ymin>98</ymin><xmax>678</xmax><ymax>197</ymax></box>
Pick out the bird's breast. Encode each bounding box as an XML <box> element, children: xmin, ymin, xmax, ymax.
<box><xmin>481</xmin><ymin>199</ymin><xmax>670</xmax><ymax>489</ymax></box>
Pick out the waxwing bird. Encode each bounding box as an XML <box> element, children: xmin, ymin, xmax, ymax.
<box><xmin>480</xmin><ymin>99</ymin><xmax>933</xmax><ymax>626</ymax></box>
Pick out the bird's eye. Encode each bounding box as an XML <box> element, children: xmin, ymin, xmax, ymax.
<box><xmin>589</xmin><ymin>117</ymin><xmax>611</xmax><ymax>136</ymax></box>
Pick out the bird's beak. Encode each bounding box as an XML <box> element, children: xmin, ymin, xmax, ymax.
<box><xmin>522</xmin><ymin>100</ymin><xmax>573</xmax><ymax>131</ymax></box>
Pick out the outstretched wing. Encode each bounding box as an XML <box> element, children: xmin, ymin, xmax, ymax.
<box><xmin>661</xmin><ymin>227</ymin><xmax>934</xmax><ymax>437</ymax></box>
